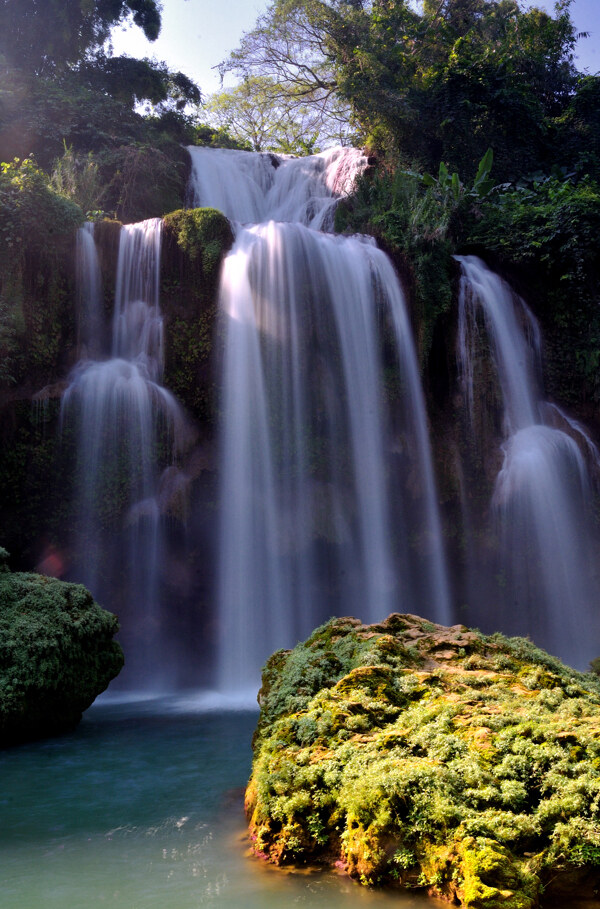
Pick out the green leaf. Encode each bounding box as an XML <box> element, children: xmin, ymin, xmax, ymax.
<box><xmin>474</xmin><ymin>178</ymin><xmax>495</xmax><ymax>197</ymax></box>
<box><xmin>451</xmin><ymin>172</ymin><xmax>461</xmax><ymax>200</ymax></box>
<box><xmin>474</xmin><ymin>148</ymin><xmax>494</xmax><ymax>187</ymax></box>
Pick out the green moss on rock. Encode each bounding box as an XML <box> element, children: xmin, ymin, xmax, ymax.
<box><xmin>0</xmin><ymin>550</ymin><xmax>123</xmax><ymax>745</ymax></box>
<box><xmin>246</xmin><ymin>614</ymin><xmax>600</xmax><ymax>907</ymax></box>
<box><xmin>163</xmin><ymin>207</ymin><xmax>234</xmax><ymax>280</ymax></box>
<box><xmin>161</xmin><ymin>207</ymin><xmax>234</xmax><ymax>422</ymax></box>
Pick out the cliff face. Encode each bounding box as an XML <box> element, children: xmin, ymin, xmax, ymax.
<box><xmin>1</xmin><ymin>152</ymin><xmax>600</xmax><ymax>686</ymax></box>
<box><xmin>246</xmin><ymin>614</ymin><xmax>600</xmax><ymax>908</ymax></box>
<box><xmin>2</xmin><ymin>160</ymin><xmax>599</xmax><ymax>580</ymax></box>
<box><xmin>0</xmin><ymin>549</ymin><xmax>123</xmax><ymax>745</ymax></box>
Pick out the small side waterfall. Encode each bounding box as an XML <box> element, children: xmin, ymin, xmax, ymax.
<box><xmin>62</xmin><ymin>219</ymin><xmax>189</xmax><ymax>688</ymax></box>
<box><xmin>456</xmin><ymin>255</ymin><xmax>600</xmax><ymax>667</ymax></box>
<box><xmin>75</xmin><ymin>223</ymin><xmax>104</xmax><ymax>356</ymax></box>
<box><xmin>189</xmin><ymin>147</ymin><xmax>451</xmax><ymax>691</ymax></box>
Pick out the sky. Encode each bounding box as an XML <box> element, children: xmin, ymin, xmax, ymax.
<box><xmin>110</xmin><ymin>0</ymin><xmax>600</xmax><ymax>99</ymax></box>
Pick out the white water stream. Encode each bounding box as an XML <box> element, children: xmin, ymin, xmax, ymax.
<box><xmin>456</xmin><ymin>255</ymin><xmax>600</xmax><ymax>666</ymax></box>
<box><xmin>60</xmin><ymin>159</ymin><xmax>600</xmax><ymax>691</ymax></box>
<box><xmin>188</xmin><ymin>146</ymin><xmax>450</xmax><ymax>691</ymax></box>
<box><xmin>62</xmin><ymin>220</ymin><xmax>189</xmax><ymax>687</ymax></box>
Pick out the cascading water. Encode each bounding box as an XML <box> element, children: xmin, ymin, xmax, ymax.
<box><xmin>188</xmin><ymin>146</ymin><xmax>451</xmax><ymax>691</ymax></box>
<box><xmin>456</xmin><ymin>255</ymin><xmax>600</xmax><ymax>667</ymax></box>
<box><xmin>62</xmin><ymin>219</ymin><xmax>189</xmax><ymax>688</ymax></box>
<box><xmin>187</xmin><ymin>145</ymin><xmax>369</xmax><ymax>229</ymax></box>
<box><xmin>75</xmin><ymin>222</ymin><xmax>104</xmax><ymax>356</ymax></box>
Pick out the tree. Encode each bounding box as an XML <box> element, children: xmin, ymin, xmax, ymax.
<box><xmin>79</xmin><ymin>55</ymin><xmax>202</xmax><ymax>111</ymax></box>
<box><xmin>220</xmin><ymin>0</ymin><xmax>580</xmax><ymax>179</ymax></box>
<box><xmin>218</xmin><ymin>0</ymin><xmax>356</xmax><ymax>147</ymax></box>
<box><xmin>0</xmin><ymin>0</ymin><xmax>161</xmax><ymax>76</ymax></box>
<box><xmin>207</xmin><ymin>76</ymin><xmax>347</xmax><ymax>153</ymax></box>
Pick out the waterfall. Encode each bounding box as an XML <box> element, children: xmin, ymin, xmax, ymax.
<box><xmin>62</xmin><ymin>219</ymin><xmax>189</xmax><ymax>689</ymax></box>
<box><xmin>456</xmin><ymin>255</ymin><xmax>600</xmax><ymax>667</ymax></box>
<box><xmin>57</xmin><ymin>154</ymin><xmax>600</xmax><ymax>692</ymax></box>
<box><xmin>187</xmin><ymin>145</ymin><xmax>369</xmax><ymax>229</ymax></box>
<box><xmin>75</xmin><ymin>223</ymin><xmax>104</xmax><ymax>356</ymax></box>
<box><xmin>188</xmin><ymin>147</ymin><xmax>451</xmax><ymax>691</ymax></box>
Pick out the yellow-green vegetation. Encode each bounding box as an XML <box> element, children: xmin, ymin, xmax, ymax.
<box><xmin>0</xmin><ymin>548</ymin><xmax>123</xmax><ymax>746</ymax></box>
<box><xmin>247</xmin><ymin>614</ymin><xmax>600</xmax><ymax>907</ymax></box>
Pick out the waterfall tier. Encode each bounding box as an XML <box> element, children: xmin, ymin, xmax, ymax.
<box><xmin>60</xmin><ymin>155</ymin><xmax>600</xmax><ymax>691</ymax></box>
<box><xmin>187</xmin><ymin>145</ymin><xmax>368</xmax><ymax>229</ymax></box>
<box><xmin>456</xmin><ymin>255</ymin><xmax>600</xmax><ymax>667</ymax></box>
<box><xmin>62</xmin><ymin>219</ymin><xmax>189</xmax><ymax>688</ymax></box>
<box><xmin>190</xmin><ymin>147</ymin><xmax>450</xmax><ymax>691</ymax></box>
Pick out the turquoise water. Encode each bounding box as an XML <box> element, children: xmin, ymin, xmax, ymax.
<box><xmin>0</xmin><ymin>695</ymin><xmax>445</xmax><ymax>909</ymax></box>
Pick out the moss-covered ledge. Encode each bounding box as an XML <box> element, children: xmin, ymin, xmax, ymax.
<box><xmin>161</xmin><ymin>207</ymin><xmax>234</xmax><ymax>424</ymax></box>
<box><xmin>0</xmin><ymin>549</ymin><xmax>123</xmax><ymax>746</ymax></box>
<box><xmin>246</xmin><ymin>614</ymin><xmax>600</xmax><ymax>908</ymax></box>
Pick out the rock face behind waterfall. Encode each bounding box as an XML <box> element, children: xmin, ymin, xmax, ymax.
<box><xmin>246</xmin><ymin>614</ymin><xmax>600</xmax><ymax>907</ymax></box>
<box><xmin>0</xmin><ymin>549</ymin><xmax>123</xmax><ymax>745</ymax></box>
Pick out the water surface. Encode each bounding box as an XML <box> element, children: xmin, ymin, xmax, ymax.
<box><xmin>0</xmin><ymin>696</ymin><xmax>445</xmax><ymax>909</ymax></box>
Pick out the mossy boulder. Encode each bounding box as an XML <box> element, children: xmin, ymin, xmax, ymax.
<box><xmin>0</xmin><ymin>549</ymin><xmax>123</xmax><ymax>745</ymax></box>
<box><xmin>246</xmin><ymin>614</ymin><xmax>600</xmax><ymax>907</ymax></box>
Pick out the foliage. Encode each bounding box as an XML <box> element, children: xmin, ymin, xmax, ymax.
<box><xmin>206</xmin><ymin>76</ymin><xmax>325</xmax><ymax>154</ymax></box>
<box><xmin>553</xmin><ymin>75</ymin><xmax>600</xmax><ymax>182</ymax></box>
<box><xmin>466</xmin><ymin>173</ymin><xmax>600</xmax><ymax>404</ymax></box>
<box><xmin>51</xmin><ymin>144</ymin><xmax>107</xmax><ymax>216</ymax></box>
<box><xmin>247</xmin><ymin>614</ymin><xmax>600</xmax><ymax>906</ymax></box>
<box><xmin>191</xmin><ymin>123</ymin><xmax>252</xmax><ymax>151</ymax></box>
<box><xmin>97</xmin><ymin>142</ymin><xmax>190</xmax><ymax>222</ymax></box>
<box><xmin>0</xmin><ymin>296</ymin><xmax>16</xmax><ymax>385</ymax></box>
<box><xmin>0</xmin><ymin>0</ymin><xmax>161</xmax><ymax>76</ymax></box>
<box><xmin>420</xmin><ymin>147</ymin><xmax>495</xmax><ymax>202</ymax></box>
<box><xmin>78</xmin><ymin>55</ymin><xmax>202</xmax><ymax>113</ymax></box>
<box><xmin>163</xmin><ymin>207</ymin><xmax>234</xmax><ymax>277</ymax></box>
<box><xmin>0</xmin><ymin>0</ymin><xmax>200</xmax><ymax>224</ymax></box>
<box><xmin>222</xmin><ymin>0</ymin><xmax>582</xmax><ymax>181</ymax></box>
<box><xmin>0</xmin><ymin>402</ymin><xmax>78</xmax><ymax>565</ymax></box>
<box><xmin>1</xmin><ymin>63</ymin><xmax>190</xmax><ymax>166</ymax></box>
<box><xmin>0</xmin><ymin>550</ymin><xmax>123</xmax><ymax>745</ymax></box>
<box><xmin>0</xmin><ymin>157</ymin><xmax>83</xmax><ymax>252</ymax></box>
<box><xmin>161</xmin><ymin>208</ymin><xmax>235</xmax><ymax>422</ymax></box>
<box><xmin>218</xmin><ymin>0</ymin><xmax>356</xmax><ymax>148</ymax></box>
<box><xmin>335</xmin><ymin>165</ymin><xmax>454</xmax><ymax>363</ymax></box>
<box><xmin>0</xmin><ymin>158</ymin><xmax>82</xmax><ymax>388</ymax></box>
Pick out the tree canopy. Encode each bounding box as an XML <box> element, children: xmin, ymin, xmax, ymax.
<box><xmin>207</xmin><ymin>75</ymin><xmax>349</xmax><ymax>153</ymax></box>
<box><xmin>0</xmin><ymin>0</ymin><xmax>162</xmax><ymax>76</ymax></box>
<box><xmin>0</xmin><ymin>0</ymin><xmax>206</xmax><ymax>223</ymax></box>
<box><xmin>219</xmin><ymin>0</ymin><xmax>583</xmax><ymax>179</ymax></box>
<box><xmin>79</xmin><ymin>55</ymin><xmax>201</xmax><ymax>111</ymax></box>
